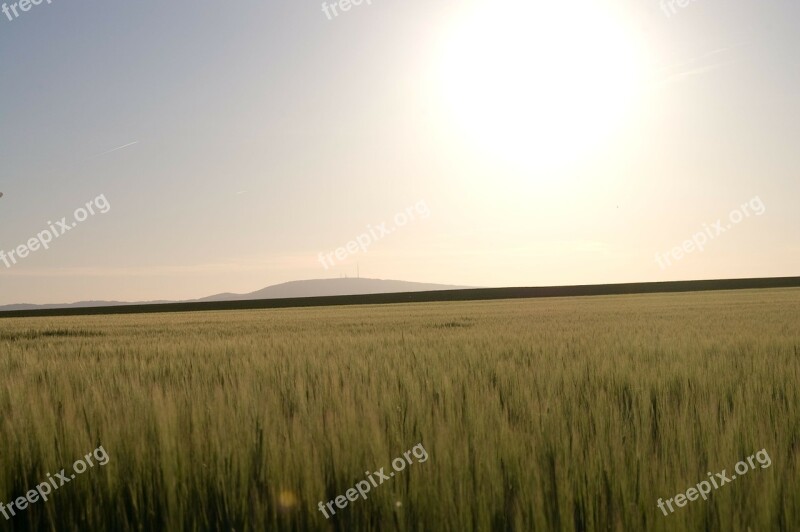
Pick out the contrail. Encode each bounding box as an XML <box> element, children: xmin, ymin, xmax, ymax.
<box><xmin>651</xmin><ymin>42</ymin><xmax>746</xmax><ymax>86</ymax></box>
<box><xmin>91</xmin><ymin>141</ymin><xmax>139</xmax><ymax>158</ymax></box>
<box><xmin>656</xmin><ymin>46</ymin><xmax>739</xmax><ymax>74</ymax></box>
<box><xmin>656</xmin><ymin>60</ymin><xmax>737</xmax><ymax>85</ymax></box>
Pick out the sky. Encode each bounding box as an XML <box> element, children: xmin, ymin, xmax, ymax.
<box><xmin>0</xmin><ymin>0</ymin><xmax>798</xmax><ymax>305</ymax></box>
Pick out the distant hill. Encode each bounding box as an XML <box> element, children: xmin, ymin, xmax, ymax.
<box><xmin>194</xmin><ymin>278</ymin><xmax>473</xmax><ymax>302</ymax></box>
<box><xmin>0</xmin><ymin>278</ymin><xmax>472</xmax><ymax>312</ymax></box>
<box><xmin>0</xmin><ymin>276</ymin><xmax>798</xmax><ymax>318</ymax></box>
<box><xmin>0</xmin><ymin>300</ymin><xmax>174</xmax><ymax>312</ymax></box>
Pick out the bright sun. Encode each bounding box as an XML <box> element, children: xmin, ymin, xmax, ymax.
<box><xmin>437</xmin><ymin>0</ymin><xmax>645</xmax><ymax>171</ymax></box>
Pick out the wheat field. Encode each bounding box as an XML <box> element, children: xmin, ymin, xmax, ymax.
<box><xmin>0</xmin><ymin>288</ymin><xmax>798</xmax><ymax>531</ymax></box>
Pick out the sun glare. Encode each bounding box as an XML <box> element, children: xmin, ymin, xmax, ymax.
<box><xmin>437</xmin><ymin>0</ymin><xmax>645</xmax><ymax>172</ymax></box>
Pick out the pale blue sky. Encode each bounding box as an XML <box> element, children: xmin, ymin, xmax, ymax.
<box><xmin>1</xmin><ymin>0</ymin><xmax>798</xmax><ymax>304</ymax></box>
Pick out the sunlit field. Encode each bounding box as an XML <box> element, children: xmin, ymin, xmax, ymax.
<box><xmin>1</xmin><ymin>289</ymin><xmax>798</xmax><ymax>531</ymax></box>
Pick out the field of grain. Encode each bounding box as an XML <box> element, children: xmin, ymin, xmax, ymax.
<box><xmin>0</xmin><ymin>288</ymin><xmax>798</xmax><ymax>531</ymax></box>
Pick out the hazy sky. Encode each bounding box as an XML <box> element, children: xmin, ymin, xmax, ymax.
<box><xmin>1</xmin><ymin>0</ymin><xmax>798</xmax><ymax>304</ymax></box>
